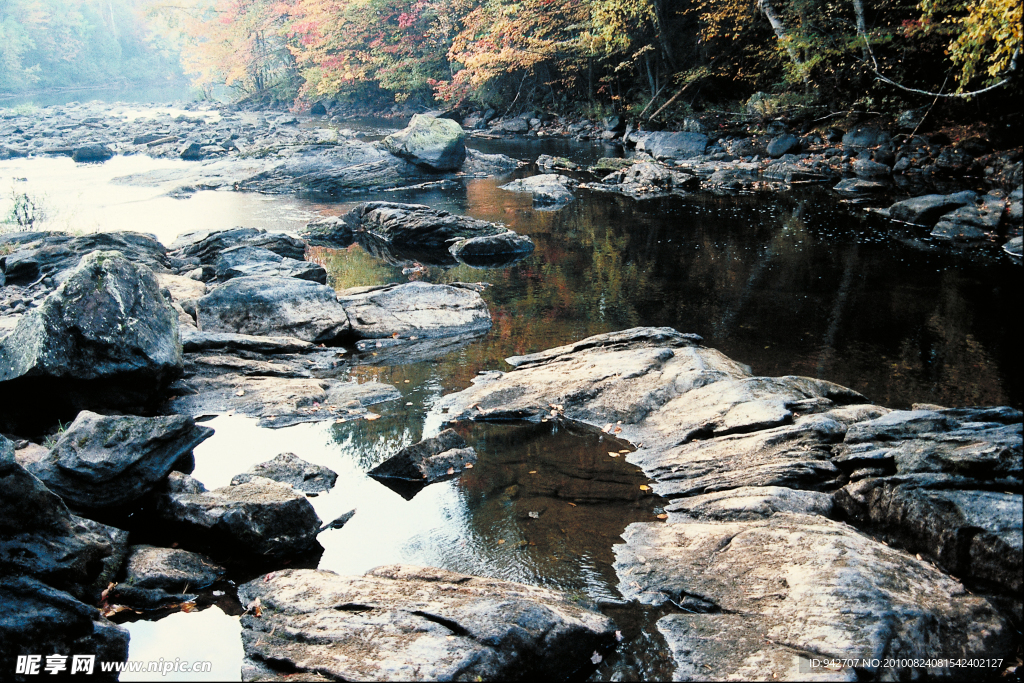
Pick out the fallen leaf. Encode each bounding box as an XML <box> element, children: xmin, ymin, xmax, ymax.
<box><xmin>613</xmin><ymin>427</ymin><xmax>622</xmax><ymax>434</ymax></box>
<box><xmin>404</xmin><ymin>379</ymin><xmax>410</xmax><ymax>383</ymax></box>
<box><xmin>529</xmin><ymin>470</ymin><xmax>537</xmax><ymax>474</ymax></box>
<box><xmin>528</xmin><ymin>511</ymin><xmax>540</xmax><ymax>519</ymax></box>
<box><xmin>392</xmin><ymin>332</ymin><xmax>400</xmax><ymax>338</ymax></box>
<box><xmin>364</xmin><ymin>413</ymin><xmax>381</xmax><ymax>421</ymax></box>
<box><xmin>498</xmin><ymin>539</ymin><xmax>505</xmax><ymax>544</ymax></box>
<box><xmin>102</xmin><ymin>604</ymin><xmax>133</xmax><ymax>618</ymax></box>
<box><xmin>180</xmin><ymin>602</ymin><xmax>198</xmax><ymax>613</ymax></box>
<box><xmin>608</xmin><ymin>452</ymin><xmax>619</xmax><ymax>457</ymax></box>
<box><xmin>619</xmin><ymin>450</ymin><xmax>630</xmax><ymax>454</ymax></box>
<box><xmin>639</xmin><ymin>485</ymin><xmax>650</xmax><ymax>491</ymax></box>
<box><xmin>615</xmin><ymin>630</ymin><xmax>624</xmax><ymax>642</ymax></box>
<box><xmin>264</xmin><ymin>573</ymin><xmax>275</xmax><ymax>582</ymax></box>
<box><xmin>656</xmin><ymin>513</ymin><xmax>668</xmax><ymax>519</ymax></box>
<box><xmin>568</xmin><ymin>502</ymin><xmax>577</xmax><ymax>507</ymax></box>
<box><xmin>446</xmin><ymin>467</ymin><xmax>455</xmax><ymax>475</ymax></box>
<box><xmin>465</xmin><ymin>463</ymin><xmax>473</xmax><ymax>468</ymax></box>
<box><xmin>446</xmin><ymin>635</ymin><xmax>455</xmax><ymax>641</ymax></box>
<box><xmin>601</xmin><ymin>423</ymin><xmax>612</xmax><ymax>433</ymax></box>
<box><xmin>235</xmin><ymin>389</ymin><xmax>245</xmax><ymax>396</ymax></box>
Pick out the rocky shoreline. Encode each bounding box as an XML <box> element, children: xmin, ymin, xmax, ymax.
<box><xmin>1</xmin><ymin>109</ymin><xmax>1021</xmax><ymax>680</ymax></box>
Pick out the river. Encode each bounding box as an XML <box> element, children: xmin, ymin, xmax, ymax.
<box><xmin>1</xmin><ymin>111</ymin><xmax>1020</xmax><ymax>681</ymax></box>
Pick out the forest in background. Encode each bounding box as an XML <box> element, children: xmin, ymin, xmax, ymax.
<box><xmin>1</xmin><ymin>0</ymin><xmax>1020</xmax><ymax>127</ymax></box>
<box><xmin>0</xmin><ymin>0</ymin><xmax>183</xmax><ymax>94</ymax></box>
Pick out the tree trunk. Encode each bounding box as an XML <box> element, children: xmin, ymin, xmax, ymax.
<box><xmin>851</xmin><ymin>0</ymin><xmax>870</xmax><ymax>61</ymax></box>
<box><xmin>757</xmin><ymin>0</ymin><xmax>803</xmax><ymax>68</ymax></box>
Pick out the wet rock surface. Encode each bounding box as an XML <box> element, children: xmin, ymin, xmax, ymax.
<box><xmin>237</xmin><ymin>565</ymin><xmax>616</xmax><ymax>681</ymax></box>
<box><xmin>344</xmin><ymin>201</ymin><xmax>510</xmax><ymax>248</ymax></box>
<box><xmin>382</xmin><ymin>114</ymin><xmax>466</xmax><ymax>171</ymax></box>
<box><xmin>155</xmin><ymin>472</ymin><xmax>322</xmax><ymax>559</ymax></box>
<box><xmin>25</xmin><ymin>410</ymin><xmax>213</xmax><ymax>511</ymax></box>
<box><xmin>123</xmin><ymin>545</ymin><xmax>225</xmax><ymax>592</ymax></box>
<box><xmin>438</xmin><ymin>327</ymin><xmax>1022</xmax><ymax>678</ymax></box>
<box><xmin>231</xmin><ymin>452</ymin><xmax>338</xmax><ymax>493</ymax></box>
<box><xmin>499</xmin><ymin>173</ymin><xmax>576</xmax><ymax>207</ymax></box>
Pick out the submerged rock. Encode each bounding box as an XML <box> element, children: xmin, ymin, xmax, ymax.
<box><xmin>26</xmin><ymin>411</ymin><xmax>213</xmax><ymax>511</ymax></box>
<box><xmin>196</xmin><ymin>276</ymin><xmax>351</xmax><ymax>343</ymax></box>
<box><xmin>344</xmin><ymin>201</ymin><xmax>510</xmax><ymax>248</ymax></box>
<box><xmin>238</xmin><ymin>565</ymin><xmax>616</xmax><ymax>681</ymax></box>
<box><xmin>616</xmin><ymin>513</ymin><xmax>1010</xmax><ymax>681</ymax></box>
<box><xmin>156</xmin><ymin>472</ymin><xmax>322</xmax><ymax>559</ymax></box>
<box><xmin>338</xmin><ymin>281</ymin><xmax>491</xmax><ymax>340</ymax></box>
<box><xmin>368</xmin><ymin>429</ymin><xmax>477</xmax><ymax>483</ymax></box>
<box><xmin>231</xmin><ymin>452</ymin><xmax>338</xmax><ymax>493</ymax></box>
<box><xmin>382</xmin><ymin>114</ymin><xmax>467</xmax><ymax>171</ymax></box>
<box><xmin>888</xmin><ymin>191</ymin><xmax>976</xmax><ymax>226</ymax></box>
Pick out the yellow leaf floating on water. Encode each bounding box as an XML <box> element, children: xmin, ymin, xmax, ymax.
<box><xmin>608</xmin><ymin>452</ymin><xmax>618</xmax><ymax>457</ymax></box>
<box><xmin>529</xmin><ymin>470</ymin><xmax>537</xmax><ymax>474</ymax></box>
<box><xmin>619</xmin><ymin>450</ymin><xmax>630</xmax><ymax>454</ymax></box>
<box><xmin>567</xmin><ymin>502</ymin><xmax>577</xmax><ymax>507</ymax></box>
<box><xmin>639</xmin><ymin>485</ymin><xmax>650</xmax><ymax>491</ymax></box>
<box><xmin>364</xmin><ymin>413</ymin><xmax>381</xmax><ymax>421</ymax></box>
<box><xmin>446</xmin><ymin>467</ymin><xmax>455</xmax><ymax>475</ymax></box>
<box><xmin>465</xmin><ymin>463</ymin><xmax>473</xmax><ymax>469</ymax></box>
<box><xmin>656</xmin><ymin>513</ymin><xmax>668</xmax><ymax>519</ymax></box>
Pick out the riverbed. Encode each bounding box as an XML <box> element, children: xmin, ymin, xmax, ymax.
<box><xmin>2</xmin><ymin>116</ymin><xmax>1021</xmax><ymax>681</ymax></box>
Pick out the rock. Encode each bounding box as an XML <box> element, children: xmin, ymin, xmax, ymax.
<box><xmin>833</xmin><ymin>177</ymin><xmax>886</xmax><ymax>196</ymax></box>
<box><xmin>1</xmin><ymin>230</ymin><xmax>169</xmax><ymax>287</ymax></box>
<box><xmin>309</xmin><ymin>101</ymin><xmax>328</xmax><ymax>116</ymax></box>
<box><xmin>537</xmin><ymin>154</ymin><xmax>579</xmax><ymax>171</ymax></box>
<box><xmin>170</xmin><ymin>227</ymin><xmax>307</xmax><ymax>264</ymax></box>
<box><xmin>842</xmin><ymin>127</ymin><xmax>891</xmax><ymax>149</ymax></box>
<box><xmin>930</xmin><ymin>221</ymin><xmax>988</xmax><ymax>241</ymax></box>
<box><xmin>25</xmin><ymin>411</ymin><xmax>213</xmax><ymax>511</ymax></box>
<box><xmin>499</xmin><ymin>174</ymin><xmax>576</xmax><ymax>206</ymax></box>
<box><xmin>238</xmin><ymin>565</ymin><xmax>616</xmax><ymax>681</ymax></box>
<box><xmin>0</xmin><ymin>576</ymin><xmax>129</xmax><ymax>680</ymax></box>
<box><xmin>214</xmin><ymin>245</ymin><xmax>327</xmax><ymax>283</ymax></box>
<box><xmin>196</xmin><ymin>276</ymin><xmax>351</xmax><ymax>343</ymax></box>
<box><xmin>179</xmin><ymin>141</ymin><xmax>205</xmax><ymax>160</ymax></box>
<box><xmin>832</xmin><ymin>406</ymin><xmax>1022</xmax><ymax>595</ymax></box>
<box><xmin>449</xmin><ymin>231</ymin><xmax>534</xmax><ymax>267</ymax></box>
<box><xmin>382</xmin><ymin>114</ymin><xmax>466</xmax><ymax>171</ymax></box>
<box><xmin>368</xmin><ymin>429</ymin><xmax>477</xmax><ymax>483</ymax></box>
<box><xmin>231</xmin><ymin>452</ymin><xmax>338</xmax><ymax>493</ymax></box>
<box><xmin>103</xmin><ymin>583</ymin><xmax>197</xmax><ymax>610</ymax></box>
<box><xmin>766</xmin><ymin>134</ymin><xmax>800</xmax><ymax>158</ymax></box>
<box><xmin>180</xmin><ymin>329</ymin><xmax>314</xmax><ymax>354</ymax></box>
<box><xmin>635</xmin><ymin>131</ymin><xmax>709</xmax><ymax>160</ymax></box>
<box><xmin>852</xmin><ymin>158</ymin><xmax>891</xmax><ymax>178</ymax></box>
<box><xmin>888</xmin><ymin>192</ymin><xmax>977</xmax><ymax>226</ymax></box>
<box><xmin>71</xmin><ymin>144</ymin><xmax>114</xmax><ymax>163</ymax></box>
<box><xmin>590</xmin><ymin>157</ymin><xmax>634</xmax><ymax>172</ymax></box>
<box><xmin>463</xmin><ymin>148</ymin><xmax>523</xmax><ymax>174</ymax></box>
<box><xmin>615</xmin><ymin>513</ymin><xmax>1011</xmax><ymax>681</ymax></box>
<box><xmin>300</xmin><ymin>215</ymin><xmax>354</xmax><ymax>247</ymax></box>
<box><xmin>338</xmin><ymin>281</ymin><xmax>491</xmax><ymax>340</ymax></box>
<box><xmin>664</xmin><ymin>485</ymin><xmax>833</xmax><ymax>522</ymax></box>
<box><xmin>1004</xmin><ymin>235</ymin><xmax>1022</xmax><ymax>257</ymax></box>
<box><xmin>157</xmin><ymin>273</ymin><xmax>207</xmax><ymax>303</ymax></box>
<box><xmin>155</xmin><ymin>472</ymin><xmax>322</xmax><ymax>558</ymax></box>
<box><xmin>0</xmin><ymin>437</ymin><xmax>113</xmax><ymax>600</ymax></box>
<box><xmin>617</xmin><ymin>162</ymin><xmax>699</xmax><ymax>192</ymax></box>
<box><xmin>73</xmin><ymin>517</ymin><xmax>129</xmax><ymax>602</ymax></box>
<box><xmin>344</xmin><ymin>201</ymin><xmax>511</xmax><ymax>248</ymax></box>
<box><xmin>0</xmin><ymin>251</ymin><xmax>182</xmax><ymax>425</ymax></box>
<box><xmin>123</xmin><ymin>545</ymin><xmax>225</xmax><ymax>591</ymax></box>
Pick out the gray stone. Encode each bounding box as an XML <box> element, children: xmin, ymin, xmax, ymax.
<box><xmin>766</xmin><ymin>134</ymin><xmax>800</xmax><ymax>158</ymax></box>
<box><xmin>231</xmin><ymin>452</ymin><xmax>338</xmax><ymax>493</ymax></box>
<box><xmin>889</xmin><ymin>192</ymin><xmax>976</xmax><ymax>226</ymax></box>
<box><xmin>1004</xmin><ymin>235</ymin><xmax>1022</xmax><ymax>257</ymax></box>
<box><xmin>615</xmin><ymin>513</ymin><xmax>1011</xmax><ymax>681</ymax></box>
<box><xmin>499</xmin><ymin>174</ymin><xmax>576</xmax><ymax>206</ymax></box>
<box><xmin>833</xmin><ymin>177</ymin><xmax>886</xmax><ymax>196</ymax></box>
<box><xmin>664</xmin><ymin>485</ymin><xmax>833</xmax><ymax>522</ymax></box>
<box><xmin>156</xmin><ymin>472</ymin><xmax>322</xmax><ymax>558</ymax></box>
<box><xmin>237</xmin><ymin>565</ymin><xmax>616</xmax><ymax>681</ymax></box>
<box><xmin>338</xmin><ymin>281</ymin><xmax>491</xmax><ymax>340</ymax></box>
<box><xmin>842</xmin><ymin>127</ymin><xmax>892</xmax><ymax>148</ymax></box>
<box><xmin>449</xmin><ymin>231</ymin><xmax>534</xmax><ymax>265</ymax></box>
<box><xmin>382</xmin><ymin>114</ymin><xmax>466</xmax><ymax>171</ymax></box>
<box><xmin>196</xmin><ymin>276</ymin><xmax>351</xmax><ymax>343</ymax></box>
<box><xmin>71</xmin><ymin>144</ymin><xmax>114</xmax><ymax>163</ymax></box>
<box><xmin>170</xmin><ymin>227</ymin><xmax>307</xmax><ymax>264</ymax></box>
<box><xmin>635</xmin><ymin>131</ymin><xmax>709</xmax><ymax>160</ymax></box>
<box><xmin>26</xmin><ymin>410</ymin><xmax>213</xmax><ymax>510</ymax></box>
<box><xmin>214</xmin><ymin>245</ymin><xmax>327</xmax><ymax>283</ymax></box>
<box><xmin>344</xmin><ymin>201</ymin><xmax>510</xmax><ymax>248</ymax></box>
<box><xmin>368</xmin><ymin>429</ymin><xmax>477</xmax><ymax>483</ymax></box>
<box><xmin>180</xmin><ymin>329</ymin><xmax>313</xmax><ymax>354</ymax></box>
<box><xmin>853</xmin><ymin>158</ymin><xmax>891</xmax><ymax>178</ymax></box>
<box><xmin>124</xmin><ymin>545</ymin><xmax>225</xmax><ymax>591</ymax></box>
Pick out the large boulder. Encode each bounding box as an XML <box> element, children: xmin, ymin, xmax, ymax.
<box><xmin>338</xmin><ymin>281</ymin><xmax>491</xmax><ymax>340</ymax></box>
<box><xmin>214</xmin><ymin>245</ymin><xmax>327</xmax><ymax>283</ymax></box>
<box><xmin>1</xmin><ymin>231</ymin><xmax>169</xmax><ymax>288</ymax></box>
<box><xmin>155</xmin><ymin>472</ymin><xmax>322</xmax><ymax>559</ymax></box>
<box><xmin>615</xmin><ymin>513</ymin><xmax>1012</xmax><ymax>680</ymax></box>
<box><xmin>231</xmin><ymin>452</ymin><xmax>338</xmax><ymax>493</ymax></box>
<box><xmin>0</xmin><ymin>251</ymin><xmax>182</xmax><ymax>425</ymax></box>
<box><xmin>382</xmin><ymin>114</ymin><xmax>467</xmax><ymax>171</ymax></box>
<box><xmin>237</xmin><ymin>565</ymin><xmax>616</xmax><ymax>681</ymax></box>
<box><xmin>635</xmin><ymin>131</ymin><xmax>709</xmax><ymax>160</ymax></box>
<box><xmin>123</xmin><ymin>545</ymin><xmax>225</xmax><ymax>592</ymax></box>
<box><xmin>196</xmin><ymin>276</ymin><xmax>351</xmax><ymax>343</ymax></box>
<box><xmin>25</xmin><ymin>411</ymin><xmax>213</xmax><ymax>511</ymax></box>
<box><xmin>71</xmin><ymin>144</ymin><xmax>114</xmax><ymax>163</ymax></box>
<box><xmin>449</xmin><ymin>231</ymin><xmax>535</xmax><ymax>267</ymax></box>
<box><xmin>169</xmin><ymin>227</ymin><xmax>307</xmax><ymax>264</ymax></box>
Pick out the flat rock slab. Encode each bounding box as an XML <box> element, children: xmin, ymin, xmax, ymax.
<box><xmin>614</xmin><ymin>513</ymin><xmax>1012</xmax><ymax>681</ymax></box>
<box><xmin>180</xmin><ymin>330</ymin><xmax>314</xmax><ymax>354</ymax></box>
<box><xmin>26</xmin><ymin>410</ymin><xmax>213</xmax><ymax>510</ymax></box>
<box><xmin>237</xmin><ymin>565</ymin><xmax>616</xmax><ymax>681</ymax></box>
<box><xmin>124</xmin><ymin>545</ymin><xmax>225</xmax><ymax>591</ymax></box>
<box><xmin>345</xmin><ymin>201</ymin><xmax>508</xmax><ymax>248</ymax></box>
<box><xmin>196</xmin><ymin>276</ymin><xmax>351</xmax><ymax>343</ymax></box>
<box><xmin>231</xmin><ymin>452</ymin><xmax>338</xmax><ymax>493</ymax></box>
<box><xmin>170</xmin><ymin>227</ymin><xmax>307</xmax><ymax>264</ymax></box>
<box><xmin>214</xmin><ymin>246</ymin><xmax>327</xmax><ymax>284</ymax></box>
<box><xmin>156</xmin><ymin>472</ymin><xmax>322</xmax><ymax>559</ymax></box>
<box><xmin>665</xmin><ymin>485</ymin><xmax>833</xmax><ymax>522</ymax></box>
<box><xmin>368</xmin><ymin>429</ymin><xmax>477</xmax><ymax>483</ymax></box>
<box><xmin>338</xmin><ymin>281</ymin><xmax>491</xmax><ymax>340</ymax></box>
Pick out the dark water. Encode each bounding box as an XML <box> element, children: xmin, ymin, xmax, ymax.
<box><xmin>5</xmin><ymin>126</ymin><xmax>1019</xmax><ymax>680</ymax></box>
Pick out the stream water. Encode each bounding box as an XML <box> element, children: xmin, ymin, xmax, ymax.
<box><xmin>2</xmin><ymin>115</ymin><xmax>1021</xmax><ymax>681</ymax></box>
